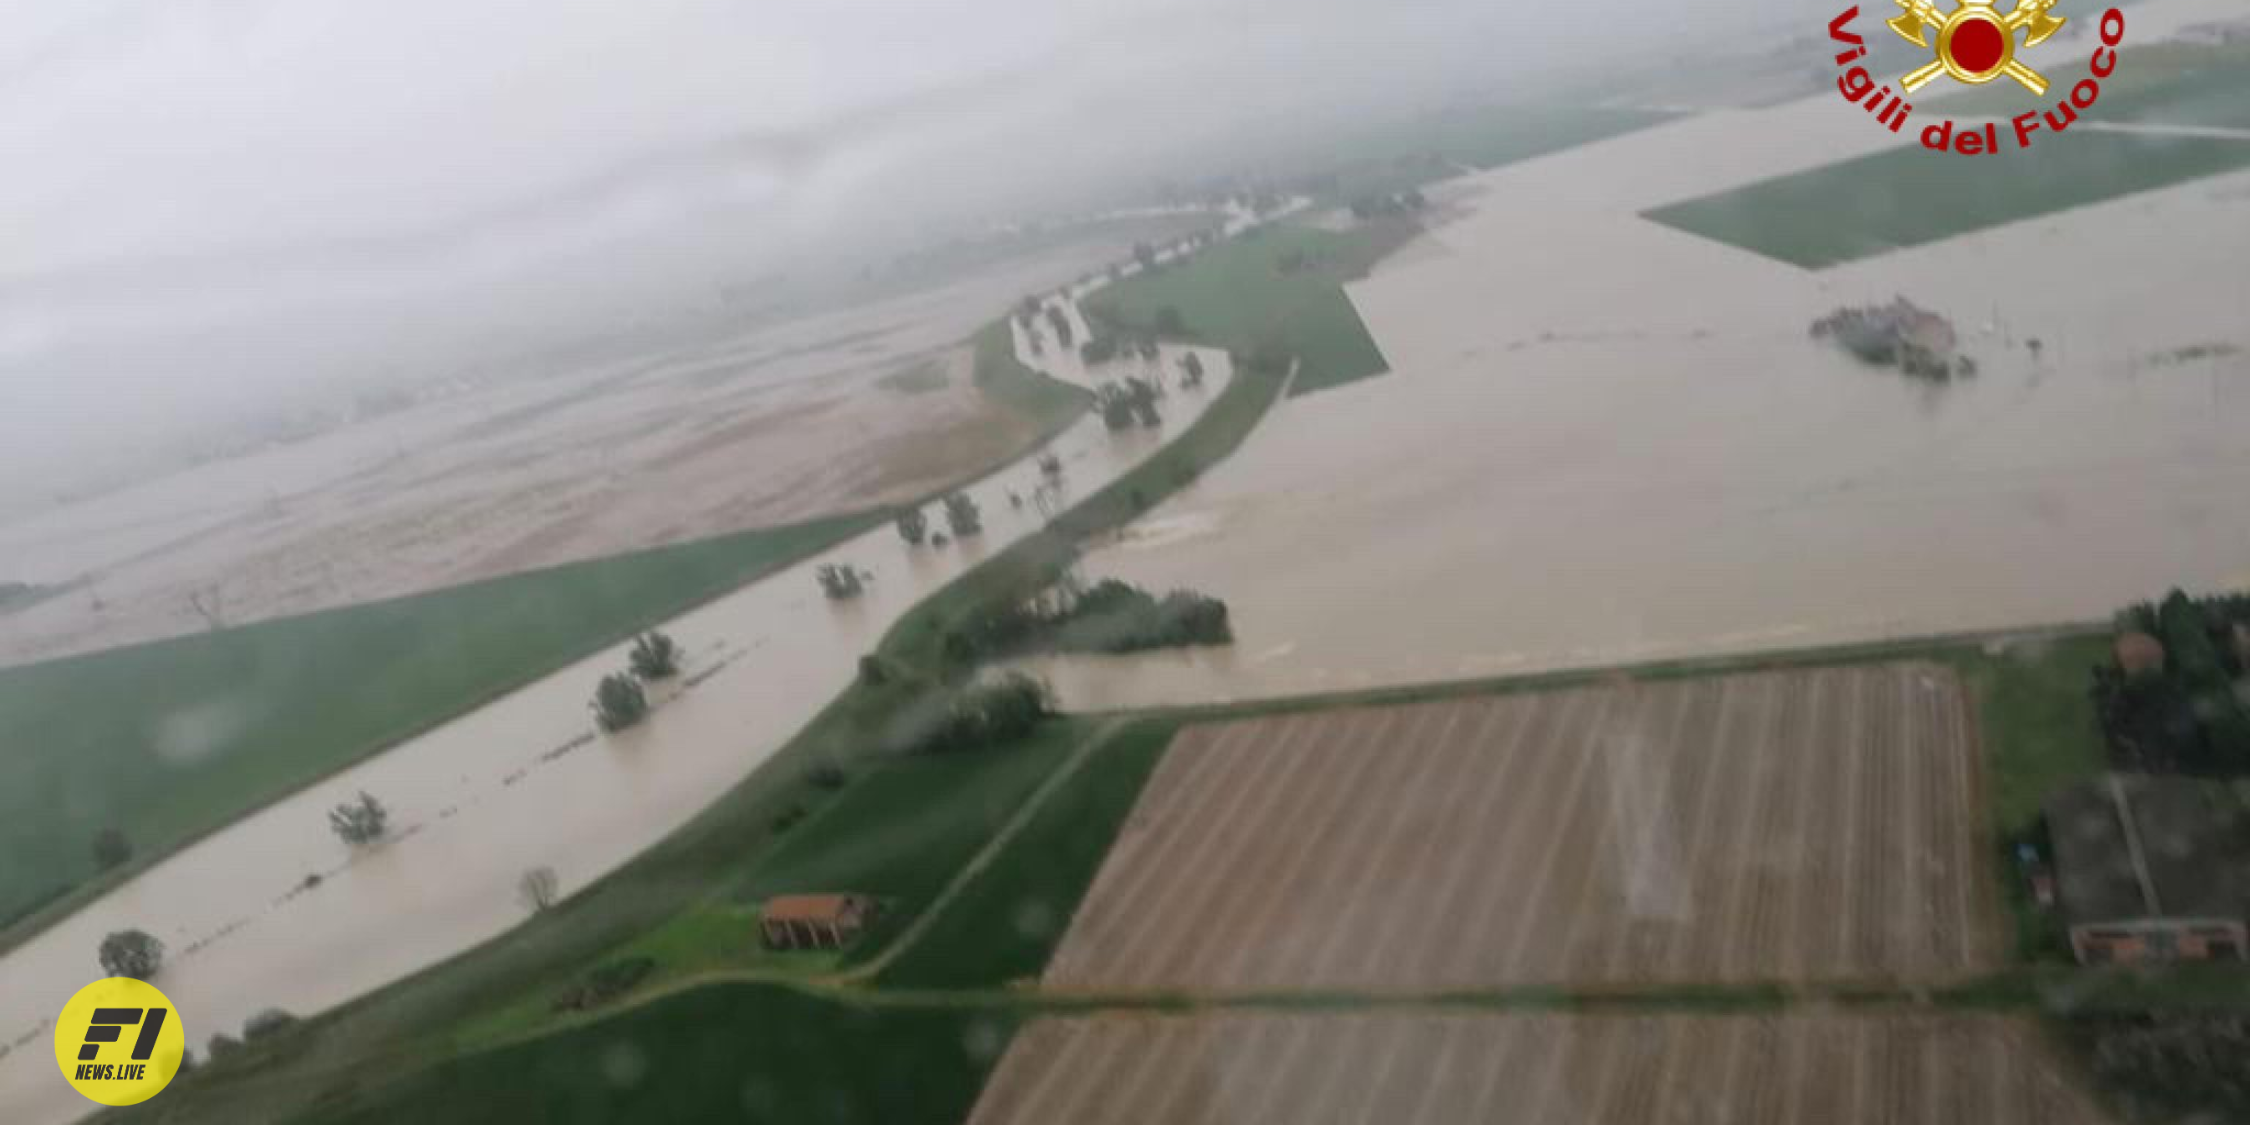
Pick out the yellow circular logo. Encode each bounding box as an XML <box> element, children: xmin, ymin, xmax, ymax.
<box><xmin>52</xmin><ymin>977</ymin><xmax>186</xmax><ymax>1106</ymax></box>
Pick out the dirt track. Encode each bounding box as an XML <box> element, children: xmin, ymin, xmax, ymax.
<box><xmin>966</xmin><ymin>1012</ymin><xmax>2107</xmax><ymax>1125</ymax></box>
<box><xmin>1042</xmin><ymin>663</ymin><xmax>2000</xmax><ymax>991</ymax></box>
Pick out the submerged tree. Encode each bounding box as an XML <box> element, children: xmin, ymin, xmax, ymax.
<box><xmin>943</xmin><ymin>492</ymin><xmax>983</xmax><ymax>538</ymax></box>
<box><xmin>98</xmin><ymin>929</ymin><xmax>164</xmax><ymax>980</ymax></box>
<box><xmin>628</xmin><ymin>631</ymin><xmax>679</xmax><ymax>680</ymax></box>
<box><xmin>896</xmin><ymin>507</ymin><xmax>929</xmax><ymax>546</ymax></box>
<box><xmin>518</xmin><ymin>866</ymin><xmax>560</xmax><ymax>913</ymax></box>
<box><xmin>327</xmin><ymin>791</ymin><xmax>389</xmax><ymax>846</ymax></box>
<box><xmin>1178</xmin><ymin>351</ymin><xmax>1206</xmax><ymax>387</ymax></box>
<box><xmin>816</xmin><ymin>564</ymin><xmax>866</xmax><ymax>600</ymax></box>
<box><xmin>591</xmin><ymin>673</ymin><xmax>649</xmax><ymax>732</ymax></box>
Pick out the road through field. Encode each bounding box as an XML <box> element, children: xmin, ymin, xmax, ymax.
<box><xmin>1042</xmin><ymin>663</ymin><xmax>2002</xmax><ymax>993</ymax></box>
<box><xmin>0</xmin><ymin>284</ymin><xmax>1241</xmax><ymax>1124</ymax></box>
<box><xmin>965</xmin><ymin>1012</ymin><xmax>2111</xmax><ymax>1125</ymax></box>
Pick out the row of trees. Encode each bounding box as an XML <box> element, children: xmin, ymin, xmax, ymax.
<box><xmin>939</xmin><ymin>578</ymin><xmax>1231</xmax><ymax>666</ymax></box>
<box><xmin>896</xmin><ymin>492</ymin><xmax>983</xmax><ymax>547</ymax></box>
<box><xmin>1097</xmin><ymin>378</ymin><xmax>1163</xmax><ymax>431</ymax></box>
<box><xmin>896</xmin><ymin>673</ymin><xmax>1054</xmax><ymax>756</ymax></box>
<box><xmin>592</xmin><ymin>630</ymin><xmax>679</xmax><ymax>732</ymax></box>
<box><xmin>2094</xmin><ymin>590</ymin><xmax>2250</xmax><ymax>774</ymax></box>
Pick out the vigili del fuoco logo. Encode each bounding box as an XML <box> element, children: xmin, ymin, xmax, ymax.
<box><xmin>52</xmin><ymin>977</ymin><xmax>186</xmax><ymax>1106</ymax></box>
<box><xmin>1828</xmin><ymin>1</ymin><xmax>2127</xmax><ymax>154</ymax></box>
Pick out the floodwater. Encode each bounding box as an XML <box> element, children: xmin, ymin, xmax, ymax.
<box><xmin>0</xmin><ymin>219</ymin><xmax>1203</xmax><ymax>668</ymax></box>
<box><xmin>1016</xmin><ymin>40</ymin><xmax>2250</xmax><ymax>710</ymax></box>
<box><xmin>0</xmin><ymin>297</ymin><xmax>1232</xmax><ymax>1124</ymax></box>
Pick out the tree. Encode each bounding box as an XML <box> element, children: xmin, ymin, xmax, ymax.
<box><xmin>242</xmin><ymin>1008</ymin><xmax>299</xmax><ymax>1043</ymax></box>
<box><xmin>1037</xmin><ymin>450</ymin><xmax>1063</xmax><ymax>478</ymax></box>
<box><xmin>896</xmin><ymin>508</ymin><xmax>928</xmax><ymax>546</ymax></box>
<box><xmin>1177</xmin><ymin>352</ymin><xmax>1206</xmax><ymax>387</ymax></box>
<box><xmin>518</xmin><ymin>867</ymin><xmax>559</xmax><ymax>913</ymax></box>
<box><xmin>92</xmin><ymin>827</ymin><xmax>132</xmax><ymax>871</ymax></box>
<box><xmin>1133</xmin><ymin>241</ymin><xmax>1158</xmax><ymax>273</ymax></box>
<box><xmin>327</xmin><ymin>791</ymin><xmax>389</xmax><ymax>846</ymax></box>
<box><xmin>592</xmin><ymin>673</ymin><xmax>649</xmax><ymax>732</ymax></box>
<box><xmin>943</xmin><ymin>492</ymin><xmax>982</xmax><ymax>538</ymax></box>
<box><xmin>628</xmin><ymin>631</ymin><xmax>679</xmax><ymax>680</ymax></box>
<box><xmin>206</xmin><ymin>1034</ymin><xmax>243</xmax><ymax>1062</ymax></box>
<box><xmin>1043</xmin><ymin>306</ymin><xmax>1074</xmax><ymax>349</ymax></box>
<box><xmin>98</xmin><ymin>929</ymin><xmax>163</xmax><ymax>979</ymax></box>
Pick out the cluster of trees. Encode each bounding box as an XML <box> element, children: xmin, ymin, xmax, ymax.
<box><xmin>816</xmin><ymin>563</ymin><xmax>867</xmax><ymax>600</ymax></box>
<box><xmin>590</xmin><ymin>629</ymin><xmax>679</xmax><ymax>731</ymax></box>
<box><xmin>2093</xmin><ymin>590</ymin><xmax>2250</xmax><ymax>774</ymax></box>
<box><xmin>1097</xmin><ymin>378</ymin><xmax>1163</xmax><ymax>431</ymax></box>
<box><xmin>940</xmin><ymin>578</ymin><xmax>1231</xmax><ymax>665</ymax></box>
<box><xmin>98</xmin><ymin>928</ymin><xmax>164</xmax><ymax>979</ymax></box>
<box><xmin>2083</xmin><ymin>1014</ymin><xmax>2250</xmax><ymax>1122</ymax></box>
<box><xmin>897</xmin><ymin>673</ymin><xmax>1053</xmax><ymax>755</ymax></box>
<box><xmin>203</xmin><ymin>1007</ymin><xmax>301</xmax><ymax>1065</ymax></box>
<box><xmin>896</xmin><ymin>507</ymin><xmax>928</xmax><ymax>545</ymax></box>
<box><xmin>328</xmin><ymin>790</ymin><xmax>389</xmax><ymax>846</ymax></box>
<box><xmin>943</xmin><ymin>492</ymin><xmax>982</xmax><ymax>538</ymax></box>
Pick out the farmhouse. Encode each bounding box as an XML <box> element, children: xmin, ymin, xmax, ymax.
<box><xmin>760</xmin><ymin>893</ymin><xmax>875</xmax><ymax>951</ymax></box>
<box><xmin>2045</xmin><ymin>775</ymin><xmax>2250</xmax><ymax>965</ymax></box>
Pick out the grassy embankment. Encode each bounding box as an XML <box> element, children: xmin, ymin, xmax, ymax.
<box><xmin>1084</xmin><ymin>223</ymin><xmax>1397</xmax><ymax>396</ymax></box>
<box><xmin>1941</xmin><ymin>40</ymin><xmax>2250</xmax><ymax>130</ymax></box>
<box><xmin>1642</xmin><ymin>129</ymin><xmax>2250</xmax><ymax>268</ymax></box>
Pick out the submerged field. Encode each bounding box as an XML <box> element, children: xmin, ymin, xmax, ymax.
<box><xmin>1083</xmin><ymin>223</ymin><xmax>1396</xmax><ymax>395</ymax></box>
<box><xmin>1642</xmin><ymin>130</ymin><xmax>2250</xmax><ymax>268</ymax></box>
<box><xmin>0</xmin><ymin>511</ymin><xmax>877</xmax><ymax>934</ymax></box>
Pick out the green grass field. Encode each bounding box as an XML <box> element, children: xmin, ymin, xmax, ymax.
<box><xmin>1942</xmin><ymin>41</ymin><xmax>2250</xmax><ymax>130</ymax></box>
<box><xmin>447</xmin><ymin>719</ymin><xmax>1091</xmax><ymax>1048</ymax></box>
<box><xmin>1085</xmin><ymin>224</ymin><xmax>1394</xmax><ymax>395</ymax></box>
<box><xmin>1642</xmin><ymin>130</ymin><xmax>2250</xmax><ymax>268</ymax></box>
<box><xmin>319</xmin><ymin>983</ymin><xmax>1008</xmax><ymax>1125</ymax></box>
<box><xmin>969</xmin><ymin>317</ymin><xmax>1088</xmax><ymax>431</ymax></box>
<box><xmin>0</xmin><ymin>512</ymin><xmax>882</xmax><ymax>938</ymax></box>
<box><xmin>876</xmin><ymin>720</ymin><xmax>1176</xmax><ymax>989</ymax></box>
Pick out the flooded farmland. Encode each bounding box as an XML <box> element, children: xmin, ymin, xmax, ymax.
<box><xmin>1017</xmin><ymin>72</ymin><xmax>2250</xmax><ymax>711</ymax></box>
<box><xmin>0</xmin><ymin>307</ymin><xmax>1229</xmax><ymax>1125</ymax></box>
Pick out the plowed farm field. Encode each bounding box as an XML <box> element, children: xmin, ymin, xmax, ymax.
<box><xmin>1042</xmin><ymin>663</ymin><xmax>2001</xmax><ymax>991</ymax></box>
<box><xmin>965</xmin><ymin>1012</ymin><xmax>2108</xmax><ymax>1125</ymax></box>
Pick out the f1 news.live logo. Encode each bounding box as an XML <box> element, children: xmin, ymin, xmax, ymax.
<box><xmin>53</xmin><ymin>977</ymin><xmax>186</xmax><ymax>1106</ymax></box>
<box><xmin>71</xmin><ymin>1005</ymin><xmax>169</xmax><ymax>1082</ymax></box>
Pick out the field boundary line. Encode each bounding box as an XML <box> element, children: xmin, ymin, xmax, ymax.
<box><xmin>842</xmin><ymin>718</ymin><xmax>1131</xmax><ymax>983</ymax></box>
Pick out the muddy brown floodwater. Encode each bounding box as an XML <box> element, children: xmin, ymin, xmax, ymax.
<box><xmin>0</xmin><ymin>285</ymin><xmax>1233</xmax><ymax>1124</ymax></box>
<box><xmin>1014</xmin><ymin>23</ymin><xmax>2250</xmax><ymax>710</ymax></box>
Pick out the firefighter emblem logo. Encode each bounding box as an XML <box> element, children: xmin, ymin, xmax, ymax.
<box><xmin>1887</xmin><ymin>0</ymin><xmax>2066</xmax><ymax>93</ymax></box>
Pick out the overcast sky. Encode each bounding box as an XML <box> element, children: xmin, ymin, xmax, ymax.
<box><xmin>0</xmin><ymin>0</ymin><xmax>1799</xmax><ymax>481</ymax></box>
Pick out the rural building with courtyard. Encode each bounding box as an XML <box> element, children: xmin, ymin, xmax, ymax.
<box><xmin>2045</xmin><ymin>774</ymin><xmax>2250</xmax><ymax>965</ymax></box>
